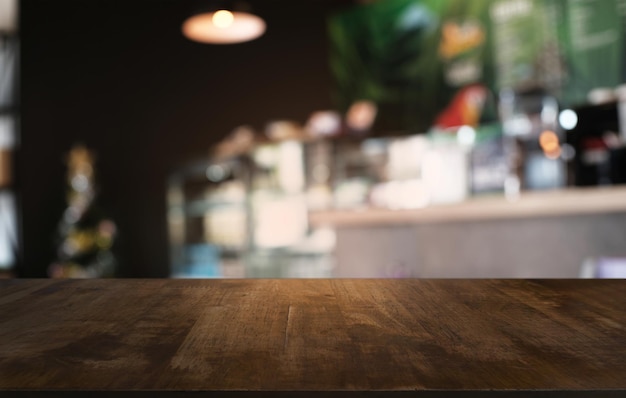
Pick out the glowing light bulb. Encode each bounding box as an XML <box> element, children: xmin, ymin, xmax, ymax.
<box><xmin>457</xmin><ymin>125</ymin><xmax>476</xmax><ymax>146</ymax></box>
<box><xmin>346</xmin><ymin>100</ymin><xmax>377</xmax><ymax>131</ymax></box>
<box><xmin>539</xmin><ymin>130</ymin><xmax>559</xmax><ymax>153</ymax></box>
<box><xmin>539</xmin><ymin>130</ymin><xmax>561</xmax><ymax>159</ymax></box>
<box><xmin>212</xmin><ymin>10</ymin><xmax>234</xmax><ymax>28</ymax></box>
<box><xmin>558</xmin><ymin>109</ymin><xmax>578</xmax><ymax>130</ymax></box>
<box><xmin>182</xmin><ymin>10</ymin><xmax>266</xmax><ymax>44</ymax></box>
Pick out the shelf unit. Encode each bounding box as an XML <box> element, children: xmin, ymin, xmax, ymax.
<box><xmin>167</xmin><ymin>157</ymin><xmax>251</xmax><ymax>278</ymax></box>
<box><xmin>166</xmin><ymin>143</ymin><xmax>336</xmax><ymax>279</ymax></box>
<box><xmin>0</xmin><ymin>31</ymin><xmax>18</xmax><ymax>275</ymax></box>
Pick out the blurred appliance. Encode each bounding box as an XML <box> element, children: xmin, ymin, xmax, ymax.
<box><xmin>567</xmin><ymin>102</ymin><xmax>626</xmax><ymax>186</ymax></box>
<box><xmin>499</xmin><ymin>87</ymin><xmax>566</xmax><ymax>195</ymax></box>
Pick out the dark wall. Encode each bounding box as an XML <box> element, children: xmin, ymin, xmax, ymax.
<box><xmin>18</xmin><ymin>0</ymin><xmax>350</xmax><ymax>277</ymax></box>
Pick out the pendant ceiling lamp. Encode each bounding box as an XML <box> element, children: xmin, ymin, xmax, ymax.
<box><xmin>182</xmin><ymin>2</ymin><xmax>266</xmax><ymax>44</ymax></box>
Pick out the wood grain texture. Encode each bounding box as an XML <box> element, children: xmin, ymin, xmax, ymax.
<box><xmin>1</xmin><ymin>279</ymin><xmax>626</xmax><ymax>396</ymax></box>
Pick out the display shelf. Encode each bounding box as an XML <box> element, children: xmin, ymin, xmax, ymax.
<box><xmin>166</xmin><ymin>156</ymin><xmax>252</xmax><ymax>278</ymax></box>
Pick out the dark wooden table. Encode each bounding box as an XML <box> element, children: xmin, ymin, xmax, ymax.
<box><xmin>1</xmin><ymin>279</ymin><xmax>626</xmax><ymax>397</ymax></box>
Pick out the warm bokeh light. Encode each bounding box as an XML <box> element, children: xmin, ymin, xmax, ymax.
<box><xmin>212</xmin><ymin>10</ymin><xmax>234</xmax><ymax>28</ymax></box>
<box><xmin>182</xmin><ymin>11</ymin><xmax>266</xmax><ymax>44</ymax></box>
<box><xmin>539</xmin><ymin>130</ymin><xmax>559</xmax><ymax>152</ymax></box>
<box><xmin>265</xmin><ymin>120</ymin><xmax>304</xmax><ymax>141</ymax></box>
<box><xmin>539</xmin><ymin>130</ymin><xmax>562</xmax><ymax>159</ymax></box>
<box><xmin>306</xmin><ymin>111</ymin><xmax>341</xmax><ymax>136</ymax></box>
<box><xmin>346</xmin><ymin>100</ymin><xmax>377</xmax><ymax>131</ymax></box>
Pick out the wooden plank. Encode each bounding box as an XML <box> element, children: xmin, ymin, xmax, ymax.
<box><xmin>1</xmin><ymin>279</ymin><xmax>625</xmax><ymax>396</ymax></box>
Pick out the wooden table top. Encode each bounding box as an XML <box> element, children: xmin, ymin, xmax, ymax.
<box><xmin>1</xmin><ymin>279</ymin><xmax>626</xmax><ymax>397</ymax></box>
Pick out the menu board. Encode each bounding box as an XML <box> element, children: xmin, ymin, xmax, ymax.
<box><xmin>562</xmin><ymin>0</ymin><xmax>624</xmax><ymax>104</ymax></box>
<box><xmin>489</xmin><ymin>0</ymin><xmax>565</xmax><ymax>92</ymax></box>
<box><xmin>329</xmin><ymin>0</ymin><xmax>626</xmax><ymax>133</ymax></box>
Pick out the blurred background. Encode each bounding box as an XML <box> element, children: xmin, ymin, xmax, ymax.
<box><xmin>1</xmin><ymin>0</ymin><xmax>625</xmax><ymax>279</ymax></box>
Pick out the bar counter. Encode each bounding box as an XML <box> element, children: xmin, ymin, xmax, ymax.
<box><xmin>309</xmin><ymin>186</ymin><xmax>626</xmax><ymax>227</ymax></box>
<box><xmin>1</xmin><ymin>279</ymin><xmax>626</xmax><ymax>397</ymax></box>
